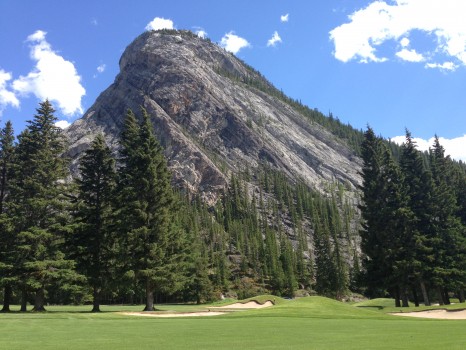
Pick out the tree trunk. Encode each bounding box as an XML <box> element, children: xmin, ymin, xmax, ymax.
<box><xmin>1</xmin><ymin>284</ymin><xmax>12</xmax><ymax>312</ymax></box>
<box><xmin>443</xmin><ymin>287</ymin><xmax>451</xmax><ymax>305</ymax></box>
<box><xmin>459</xmin><ymin>290</ymin><xmax>465</xmax><ymax>303</ymax></box>
<box><xmin>143</xmin><ymin>280</ymin><xmax>155</xmax><ymax>311</ymax></box>
<box><xmin>394</xmin><ymin>287</ymin><xmax>401</xmax><ymax>307</ymax></box>
<box><xmin>437</xmin><ymin>287</ymin><xmax>445</xmax><ymax>305</ymax></box>
<box><xmin>400</xmin><ymin>287</ymin><xmax>409</xmax><ymax>307</ymax></box>
<box><xmin>20</xmin><ymin>287</ymin><xmax>27</xmax><ymax>312</ymax></box>
<box><xmin>420</xmin><ymin>281</ymin><xmax>430</xmax><ymax>306</ymax></box>
<box><xmin>92</xmin><ymin>285</ymin><xmax>101</xmax><ymax>312</ymax></box>
<box><xmin>32</xmin><ymin>288</ymin><xmax>46</xmax><ymax>312</ymax></box>
<box><xmin>411</xmin><ymin>285</ymin><xmax>419</xmax><ymax>307</ymax></box>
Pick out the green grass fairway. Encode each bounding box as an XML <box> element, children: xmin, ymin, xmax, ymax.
<box><xmin>2</xmin><ymin>296</ymin><xmax>466</xmax><ymax>349</ymax></box>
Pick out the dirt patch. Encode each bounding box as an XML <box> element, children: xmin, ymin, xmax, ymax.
<box><xmin>391</xmin><ymin>309</ymin><xmax>466</xmax><ymax>320</ymax></box>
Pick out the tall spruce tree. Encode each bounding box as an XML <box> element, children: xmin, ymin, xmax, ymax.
<box><xmin>10</xmin><ymin>100</ymin><xmax>76</xmax><ymax>311</ymax></box>
<box><xmin>0</xmin><ymin>121</ymin><xmax>15</xmax><ymax>312</ymax></box>
<box><xmin>117</xmin><ymin>107</ymin><xmax>184</xmax><ymax>311</ymax></box>
<box><xmin>72</xmin><ymin>134</ymin><xmax>116</xmax><ymax>312</ymax></box>
<box><xmin>359</xmin><ymin>127</ymin><xmax>390</xmax><ymax>297</ymax></box>
<box><xmin>399</xmin><ymin>130</ymin><xmax>435</xmax><ymax>305</ymax></box>
<box><xmin>359</xmin><ymin>127</ymin><xmax>416</xmax><ymax>306</ymax></box>
<box><xmin>429</xmin><ymin>136</ymin><xmax>465</xmax><ymax>303</ymax></box>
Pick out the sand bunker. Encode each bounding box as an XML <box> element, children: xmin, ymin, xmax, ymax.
<box><xmin>392</xmin><ymin>309</ymin><xmax>466</xmax><ymax>320</ymax></box>
<box><xmin>120</xmin><ymin>311</ymin><xmax>226</xmax><ymax>318</ymax></box>
<box><xmin>209</xmin><ymin>300</ymin><xmax>274</xmax><ymax>309</ymax></box>
<box><xmin>121</xmin><ymin>300</ymin><xmax>273</xmax><ymax>318</ymax></box>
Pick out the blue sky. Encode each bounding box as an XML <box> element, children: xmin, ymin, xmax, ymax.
<box><xmin>1</xmin><ymin>0</ymin><xmax>466</xmax><ymax>160</ymax></box>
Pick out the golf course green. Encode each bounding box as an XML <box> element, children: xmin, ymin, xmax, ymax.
<box><xmin>1</xmin><ymin>296</ymin><xmax>466</xmax><ymax>349</ymax></box>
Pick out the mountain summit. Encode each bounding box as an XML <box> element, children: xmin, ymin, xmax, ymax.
<box><xmin>66</xmin><ymin>30</ymin><xmax>362</xmax><ymax>202</ymax></box>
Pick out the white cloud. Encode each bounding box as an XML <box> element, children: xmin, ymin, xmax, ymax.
<box><xmin>220</xmin><ymin>32</ymin><xmax>251</xmax><ymax>54</ymax></box>
<box><xmin>12</xmin><ymin>30</ymin><xmax>85</xmax><ymax>116</ymax></box>
<box><xmin>396</xmin><ymin>48</ymin><xmax>424</xmax><ymax>62</ymax></box>
<box><xmin>400</xmin><ymin>37</ymin><xmax>410</xmax><ymax>48</ymax></box>
<box><xmin>145</xmin><ymin>17</ymin><xmax>174</xmax><ymax>31</ymax></box>
<box><xmin>391</xmin><ymin>134</ymin><xmax>466</xmax><ymax>161</ymax></box>
<box><xmin>281</xmin><ymin>14</ymin><xmax>289</xmax><ymax>22</ymax></box>
<box><xmin>55</xmin><ymin>120</ymin><xmax>71</xmax><ymax>129</ymax></box>
<box><xmin>97</xmin><ymin>64</ymin><xmax>106</xmax><ymax>73</ymax></box>
<box><xmin>329</xmin><ymin>0</ymin><xmax>466</xmax><ymax>69</ymax></box>
<box><xmin>196</xmin><ymin>29</ymin><xmax>207</xmax><ymax>39</ymax></box>
<box><xmin>0</xmin><ymin>69</ymin><xmax>19</xmax><ymax>115</ymax></box>
<box><xmin>425</xmin><ymin>61</ymin><xmax>457</xmax><ymax>71</ymax></box>
<box><xmin>267</xmin><ymin>31</ymin><xmax>282</xmax><ymax>47</ymax></box>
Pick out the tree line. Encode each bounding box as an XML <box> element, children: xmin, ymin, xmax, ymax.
<box><xmin>0</xmin><ymin>100</ymin><xmax>365</xmax><ymax>312</ymax></box>
<box><xmin>359</xmin><ymin>127</ymin><xmax>466</xmax><ymax>307</ymax></box>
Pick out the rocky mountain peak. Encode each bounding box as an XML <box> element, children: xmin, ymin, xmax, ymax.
<box><xmin>65</xmin><ymin>29</ymin><xmax>362</xmax><ymax>204</ymax></box>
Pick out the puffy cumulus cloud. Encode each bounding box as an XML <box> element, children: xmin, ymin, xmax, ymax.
<box><xmin>12</xmin><ymin>30</ymin><xmax>85</xmax><ymax>116</ymax></box>
<box><xmin>0</xmin><ymin>69</ymin><xmax>19</xmax><ymax>115</ymax></box>
<box><xmin>220</xmin><ymin>32</ymin><xmax>251</xmax><ymax>54</ymax></box>
<box><xmin>281</xmin><ymin>14</ymin><xmax>289</xmax><ymax>22</ymax></box>
<box><xmin>145</xmin><ymin>17</ymin><xmax>174</xmax><ymax>31</ymax></box>
<box><xmin>396</xmin><ymin>48</ymin><xmax>424</xmax><ymax>62</ymax></box>
<box><xmin>195</xmin><ymin>29</ymin><xmax>207</xmax><ymax>39</ymax></box>
<box><xmin>329</xmin><ymin>0</ymin><xmax>466</xmax><ymax>69</ymax></box>
<box><xmin>55</xmin><ymin>120</ymin><xmax>71</xmax><ymax>129</ymax></box>
<box><xmin>391</xmin><ymin>134</ymin><xmax>466</xmax><ymax>161</ymax></box>
<box><xmin>267</xmin><ymin>31</ymin><xmax>282</xmax><ymax>47</ymax></box>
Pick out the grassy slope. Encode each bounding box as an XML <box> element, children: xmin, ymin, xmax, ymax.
<box><xmin>1</xmin><ymin>296</ymin><xmax>466</xmax><ymax>350</ymax></box>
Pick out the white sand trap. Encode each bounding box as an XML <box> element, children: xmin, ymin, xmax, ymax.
<box><xmin>392</xmin><ymin>309</ymin><xmax>466</xmax><ymax>320</ymax></box>
<box><xmin>120</xmin><ymin>311</ymin><xmax>226</xmax><ymax>318</ymax></box>
<box><xmin>209</xmin><ymin>300</ymin><xmax>274</xmax><ymax>309</ymax></box>
<box><xmin>120</xmin><ymin>300</ymin><xmax>273</xmax><ymax>318</ymax></box>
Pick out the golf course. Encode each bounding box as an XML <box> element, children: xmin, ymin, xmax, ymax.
<box><xmin>2</xmin><ymin>296</ymin><xmax>466</xmax><ymax>349</ymax></box>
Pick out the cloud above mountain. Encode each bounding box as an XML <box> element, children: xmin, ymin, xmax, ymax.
<box><xmin>12</xmin><ymin>30</ymin><xmax>86</xmax><ymax>116</ymax></box>
<box><xmin>330</xmin><ymin>0</ymin><xmax>466</xmax><ymax>71</ymax></box>
<box><xmin>220</xmin><ymin>32</ymin><xmax>251</xmax><ymax>54</ymax></box>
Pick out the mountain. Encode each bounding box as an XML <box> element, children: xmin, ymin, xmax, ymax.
<box><xmin>65</xmin><ymin>29</ymin><xmax>362</xmax><ymax>204</ymax></box>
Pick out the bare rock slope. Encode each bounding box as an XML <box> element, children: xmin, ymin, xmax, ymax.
<box><xmin>66</xmin><ymin>30</ymin><xmax>362</xmax><ymax>202</ymax></box>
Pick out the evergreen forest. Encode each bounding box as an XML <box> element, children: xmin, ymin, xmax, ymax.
<box><xmin>0</xmin><ymin>100</ymin><xmax>465</xmax><ymax>312</ymax></box>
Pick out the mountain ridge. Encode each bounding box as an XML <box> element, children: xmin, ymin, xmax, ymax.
<box><xmin>65</xmin><ymin>29</ymin><xmax>363</xmax><ymax>204</ymax></box>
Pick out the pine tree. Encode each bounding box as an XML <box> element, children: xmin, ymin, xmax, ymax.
<box><xmin>359</xmin><ymin>127</ymin><xmax>417</xmax><ymax>306</ymax></box>
<box><xmin>116</xmin><ymin>107</ymin><xmax>184</xmax><ymax>311</ymax></box>
<box><xmin>0</xmin><ymin>121</ymin><xmax>15</xmax><ymax>312</ymax></box>
<box><xmin>429</xmin><ymin>136</ymin><xmax>465</xmax><ymax>303</ymax></box>
<box><xmin>10</xmin><ymin>100</ymin><xmax>77</xmax><ymax>311</ymax></box>
<box><xmin>72</xmin><ymin>134</ymin><xmax>117</xmax><ymax>312</ymax></box>
<box><xmin>399</xmin><ymin>130</ymin><xmax>435</xmax><ymax>305</ymax></box>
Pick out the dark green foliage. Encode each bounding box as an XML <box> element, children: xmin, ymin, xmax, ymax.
<box><xmin>359</xmin><ymin>128</ymin><xmax>466</xmax><ymax>307</ymax></box>
<box><xmin>0</xmin><ymin>121</ymin><xmax>15</xmax><ymax>311</ymax></box>
<box><xmin>9</xmin><ymin>100</ymin><xmax>79</xmax><ymax>311</ymax></box>
<box><xmin>71</xmin><ymin>134</ymin><xmax>117</xmax><ymax>312</ymax></box>
<box><xmin>116</xmin><ymin>108</ymin><xmax>186</xmax><ymax>311</ymax></box>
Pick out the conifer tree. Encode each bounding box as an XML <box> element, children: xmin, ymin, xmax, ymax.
<box><xmin>0</xmin><ymin>121</ymin><xmax>15</xmax><ymax>312</ymax></box>
<box><xmin>399</xmin><ymin>130</ymin><xmax>435</xmax><ymax>305</ymax></box>
<box><xmin>117</xmin><ymin>107</ymin><xmax>184</xmax><ymax>311</ymax></box>
<box><xmin>359</xmin><ymin>127</ymin><xmax>416</xmax><ymax>306</ymax></box>
<box><xmin>10</xmin><ymin>100</ymin><xmax>76</xmax><ymax>311</ymax></box>
<box><xmin>72</xmin><ymin>134</ymin><xmax>116</xmax><ymax>312</ymax></box>
<box><xmin>429</xmin><ymin>136</ymin><xmax>465</xmax><ymax>303</ymax></box>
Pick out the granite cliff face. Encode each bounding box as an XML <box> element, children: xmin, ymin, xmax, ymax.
<box><xmin>65</xmin><ymin>30</ymin><xmax>362</xmax><ymax>203</ymax></box>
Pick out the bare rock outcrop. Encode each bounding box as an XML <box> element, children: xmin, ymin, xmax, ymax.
<box><xmin>65</xmin><ymin>30</ymin><xmax>362</xmax><ymax>204</ymax></box>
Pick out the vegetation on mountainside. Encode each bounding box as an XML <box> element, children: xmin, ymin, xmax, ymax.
<box><xmin>0</xmin><ymin>101</ymin><xmax>362</xmax><ymax>310</ymax></box>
